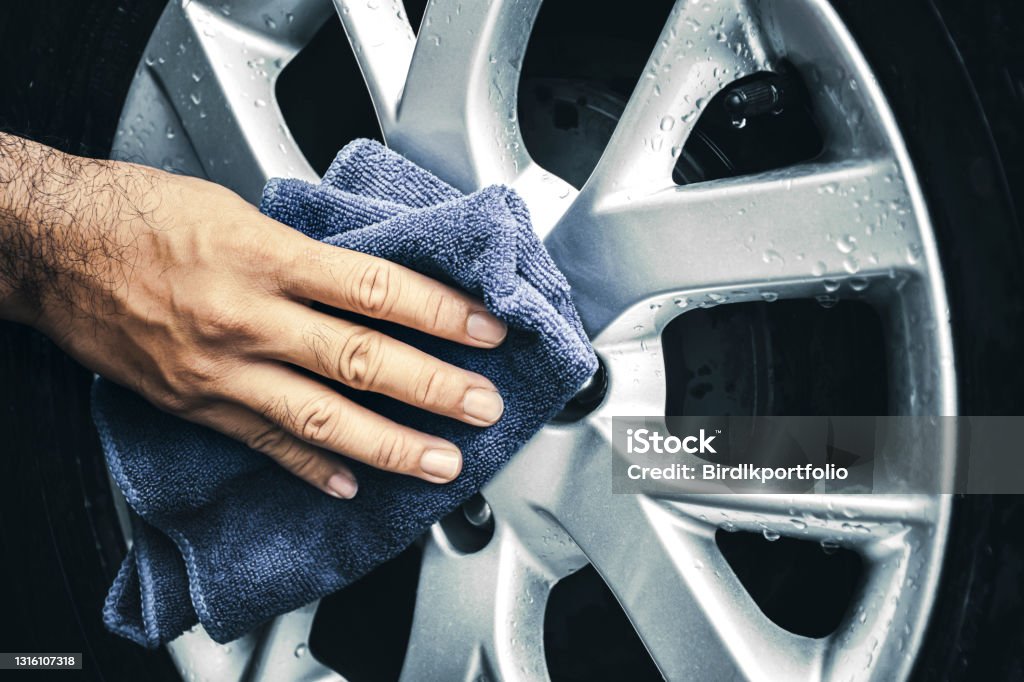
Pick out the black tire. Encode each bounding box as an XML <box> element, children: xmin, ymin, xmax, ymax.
<box><xmin>0</xmin><ymin>1</ymin><xmax>1021</xmax><ymax>681</ymax></box>
<box><xmin>829</xmin><ymin>2</ymin><xmax>1024</xmax><ymax>680</ymax></box>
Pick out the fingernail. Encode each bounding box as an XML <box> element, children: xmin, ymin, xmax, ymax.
<box><xmin>327</xmin><ymin>472</ymin><xmax>358</xmax><ymax>499</ymax></box>
<box><xmin>464</xmin><ymin>387</ymin><xmax>504</xmax><ymax>424</ymax></box>
<box><xmin>421</xmin><ymin>448</ymin><xmax>462</xmax><ymax>481</ymax></box>
<box><xmin>467</xmin><ymin>312</ymin><xmax>507</xmax><ymax>345</ymax></box>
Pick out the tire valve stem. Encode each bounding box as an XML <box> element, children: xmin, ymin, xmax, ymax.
<box><xmin>722</xmin><ymin>75</ymin><xmax>787</xmax><ymax>129</ymax></box>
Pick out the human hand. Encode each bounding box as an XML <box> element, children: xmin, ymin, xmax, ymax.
<box><xmin>0</xmin><ymin>135</ymin><xmax>506</xmax><ymax>498</ymax></box>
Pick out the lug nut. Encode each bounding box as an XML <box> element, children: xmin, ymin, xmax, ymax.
<box><xmin>463</xmin><ymin>494</ymin><xmax>493</xmax><ymax>528</ymax></box>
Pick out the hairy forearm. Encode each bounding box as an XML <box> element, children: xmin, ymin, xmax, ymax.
<box><xmin>0</xmin><ymin>132</ymin><xmax>157</xmax><ymax>327</ymax></box>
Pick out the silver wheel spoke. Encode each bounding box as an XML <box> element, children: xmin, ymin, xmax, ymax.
<box><xmin>585</xmin><ymin>0</ymin><xmax>771</xmax><ymax>195</ymax></box>
<box><xmin>388</xmin><ymin>0</ymin><xmax>542</xmax><ymax>188</ymax></box>
<box><xmin>550</xmin><ymin>157</ymin><xmax>925</xmax><ymax>335</ymax></box>
<box><xmin>141</xmin><ymin>1</ymin><xmax>324</xmax><ymax>200</ymax></box>
<box><xmin>400</xmin><ymin>528</ymin><xmax>553</xmax><ymax>682</ymax></box>
<box><xmin>660</xmin><ymin>494</ymin><xmax>937</xmax><ymax>545</ymax></box>
<box><xmin>247</xmin><ymin>602</ymin><xmax>339</xmax><ymax>682</ymax></box>
<box><xmin>351</xmin><ymin>0</ymin><xmax>577</xmax><ymax>233</ymax></box>
<box><xmin>332</xmin><ymin>0</ymin><xmax>415</xmax><ymax>129</ymax></box>
<box><xmin>558</xmin><ymin>492</ymin><xmax>822</xmax><ymax>680</ymax></box>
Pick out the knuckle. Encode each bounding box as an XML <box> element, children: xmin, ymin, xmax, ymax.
<box><xmin>150</xmin><ymin>372</ymin><xmax>211</xmax><ymax>416</ymax></box>
<box><xmin>178</xmin><ymin>357</ymin><xmax>224</xmax><ymax>395</ymax></box>
<box><xmin>159</xmin><ymin>358</ymin><xmax>226</xmax><ymax>411</ymax></box>
<box><xmin>373</xmin><ymin>430</ymin><xmax>412</xmax><ymax>472</ymax></box>
<box><xmin>295</xmin><ymin>395</ymin><xmax>342</xmax><ymax>444</ymax></box>
<box><xmin>351</xmin><ymin>260</ymin><xmax>397</xmax><ymax>315</ymax></box>
<box><xmin>422</xmin><ymin>289</ymin><xmax>451</xmax><ymax>332</ymax></box>
<box><xmin>336</xmin><ymin>329</ymin><xmax>383</xmax><ymax>389</ymax></box>
<box><xmin>414</xmin><ymin>366</ymin><xmax>451</xmax><ymax>406</ymax></box>
<box><xmin>195</xmin><ymin>296</ymin><xmax>256</xmax><ymax>342</ymax></box>
<box><xmin>244</xmin><ymin>426</ymin><xmax>290</xmax><ymax>455</ymax></box>
<box><xmin>153</xmin><ymin>388</ymin><xmax>200</xmax><ymax>416</ymax></box>
<box><xmin>281</xmin><ymin>447</ymin><xmax>321</xmax><ymax>480</ymax></box>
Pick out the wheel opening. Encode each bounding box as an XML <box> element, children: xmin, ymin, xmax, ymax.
<box><xmin>715</xmin><ymin>529</ymin><xmax>863</xmax><ymax>638</ymax></box>
<box><xmin>662</xmin><ymin>300</ymin><xmax>889</xmax><ymax>416</ymax></box>
<box><xmin>662</xmin><ymin>299</ymin><xmax>882</xmax><ymax>638</ymax></box>
<box><xmin>518</xmin><ymin>2</ymin><xmax>825</xmax><ymax>190</ymax></box>
<box><xmin>308</xmin><ymin>543</ymin><xmax>422</xmax><ymax>682</ymax></box>
<box><xmin>274</xmin><ymin>0</ymin><xmax>426</xmax><ymax>175</ymax></box>
<box><xmin>276</xmin><ymin>17</ymin><xmax>382</xmax><ymax>175</ymax></box>
<box><xmin>672</xmin><ymin>66</ymin><xmax>824</xmax><ymax>185</ymax></box>
<box><xmin>544</xmin><ymin>565</ymin><xmax>663</xmax><ymax>682</ymax></box>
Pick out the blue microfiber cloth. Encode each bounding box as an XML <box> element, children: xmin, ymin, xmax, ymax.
<box><xmin>93</xmin><ymin>139</ymin><xmax>597</xmax><ymax>647</ymax></box>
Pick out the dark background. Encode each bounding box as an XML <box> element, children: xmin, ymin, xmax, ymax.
<box><xmin>1</xmin><ymin>1</ymin><xmax>1023</xmax><ymax>681</ymax></box>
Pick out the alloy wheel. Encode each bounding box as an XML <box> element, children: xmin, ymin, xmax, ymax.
<box><xmin>112</xmin><ymin>1</ymin><xmax>957</xmax><ymax>679</ymax></box>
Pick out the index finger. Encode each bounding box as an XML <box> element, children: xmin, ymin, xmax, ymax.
<box><xmin>277</xmin><ymin>235</ymin><xmax>508</xmax><ymax>348</ymax></box>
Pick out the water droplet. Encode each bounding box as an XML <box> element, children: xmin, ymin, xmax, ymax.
<box><xmin>190</xmin><ymin>92</ymin><xmax>201</xmax><ymax>105</ymax></box>
<box><xmin>843</xmin><ymin>256</ymin><xmax>860</xmax><ymax>274</ymax></box>
<box><xmin>820</xmin><ymin>539</ymin><xmax>840</xmax><ymax>555</ymax></box>
<box><xmin>674</xmin><ymin>297</ymin><xmax>689</xmax><ymax>309</ymax></box>
<box><xmin>811</xmin><ymin>261</ymin><xmax>827</xmax><ymax>277</ymax></box>
<box><xmin>731</xmin><ymin>116</ymin><xmax>747</xmax><ymax>129</ymax></box>
<box><xmin>790</xmin><ymin>518</ymin><xmax>807</xmax><ymax>529</ymax></box>
<box><xmin>699</xmin><ymin>292</ymin><xmax>727</xmax><ymax>308</ymax></box>
<box><xmin>835</xmin><ymin>234</ymin><xmax>857</xmax><ymax>254</ymax></box>
<box><xmin>191</xmin><ymin>71</ymin><xmax>202</xmax><ymax>83</ymax></box>
<box><xmin>720</xmin><ymin>521</ymin><xmax>738</xmax><ymax>532</ymax></box>
<box><xmin>294</xmin><ymin>643</ymin><xmax>307</xmax><ymax>658</ymax></box>
<box><xmin>818</xmin><ymin>182</ymin><xmax>838</xmax><ymax>195</ymax></box>
<box><xmin>760</xmin><ymin>291</ymin><xmax>779</xmax><ymax>303</ymax></box>
<box><xmin>762</xmin><ymin>528</ymin><xmax>781</xmax><ymax>542</ymax></box>
<box><xmin>906</xmin><ymin>243</ymin><xmax>923</xmax><ymax>265</ymax></box>
<box><xmin>850</xmin><ymin>277</ymin><xmax>869</xmax><ymax>291</ymax></box>
<box><xmin>263</xmin><ymin>13</ymin><xmax>277</xmax><ymax>30</ymax></box>
<box><xmin>761</xmin><ymin>249</ymin><xmax>784</xmax><ymax>265</ymax></box>
<box><xmin>165</xmin><ymin>125</ymin><xmax>175</xmax><ymax>140</ymax></box>
<box><xmin>823</xmin><ymin>279</ymin><xmax>840</xmax><ymax>293</ymax></box>
<box><xmin>659</xmin><ymin>116</ymin><xmax>674</xmax><ymax>131</ymax></box>
<box><xmin>816</xmin><ymin>294</ymin><xmax>839</xmax><ymax>309</ymax></box>
<box><xmin>649</xmin><ymin>302</ymin><xmax>662</xmax><ymax>310</ymax></box>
